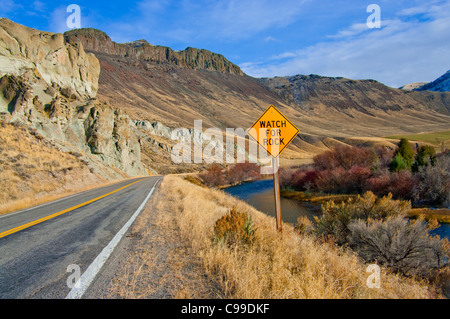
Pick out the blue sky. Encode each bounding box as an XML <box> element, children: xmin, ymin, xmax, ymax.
<box><xmin>1</xmin><ymin>0</ymin><xmax>449</xmax><ymax>88</ymax></box>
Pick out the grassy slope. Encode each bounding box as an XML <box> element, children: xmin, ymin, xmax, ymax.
<box><xmin>0</xmin><ymin>121</ymin><xmax>112</xmax><ymax>214</ymax></box>
<box><xmin>107</xmin><ymin>175</ymin><xmax>443</xmax><ymax>299</ymax></box>
<box><xmin>385</xmin><ymin>130</ymin><xmax>450</xmax><ymax>150</ymax></box>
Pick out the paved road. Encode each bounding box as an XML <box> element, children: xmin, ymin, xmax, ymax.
<box><xmin>0</xmin><ymin>176</ymin><xmax>161</xmax><ymax>299</ymax></box>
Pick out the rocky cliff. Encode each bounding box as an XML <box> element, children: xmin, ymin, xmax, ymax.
<box><xmin>0</xmin><ymin>19</ymin><xmax>147</xmax><ymax>177</ymax></box>
<box><xmin>64</xmin><ymin>28</ymin><xmax>244</xmax><ymax>75</ymax></box>
<box><xmin>0</xmin><ymin>18</ymin><xmax>100</xmax><ymax>99</ymax></box>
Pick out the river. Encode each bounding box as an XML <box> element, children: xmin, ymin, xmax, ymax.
<box><xmin>224</xmin><ymin>179</ymin><xmax>321</xmax><ymax>225</ymax></box>
<box><xmin>224</xmin><ymin>179</ymin><xmax>450</xmax><ymax>239</ymax></box>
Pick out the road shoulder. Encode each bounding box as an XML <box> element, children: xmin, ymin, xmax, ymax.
<box><xmin>87</xmin><ymin>177</ymin><xmax>223</xmax><ymax>299</ymax></box>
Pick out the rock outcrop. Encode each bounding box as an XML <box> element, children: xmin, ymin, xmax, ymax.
<box><xmin>85</xmin><ymin>105</ymin><xmax>145</xmax><ymax>176</ymax></box>
<box><xmin>64</xmin><ymin>28</ymin><xmax>244</xmax><ymax>75</ymax></box>
<box><xmin>0</xmin><ymin>19</ymin><xmax>147</xmax><ymax>177</ymax></box>
<box><xmin>0</xmin><ymin>18</ymin><xmax>100</xmax><ymax>99</ymax></box>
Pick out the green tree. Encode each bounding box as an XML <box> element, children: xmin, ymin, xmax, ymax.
<box><xmin>389</xmin><ymin>154</ymin><xmax>407</xmax><ymax>172</ymax></box>
<box><xmin>395</xmin><ymin>138</ymin><xmax>415</xmax><ymax>167</ymax></box>
<box><xmin>389</xmin><ymin>138</ymin><xmax>414</xmax><ymax>172</ymax></box>
<box><xmin>412</xmin><ymin>145</ymin><xmax>436</xmax><ymax>173</ymax></box>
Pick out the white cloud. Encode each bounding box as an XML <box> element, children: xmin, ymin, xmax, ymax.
<box><xmin>48</xmin><ymin>4</ymin><xmax>91</xmax><ymax>34</ymax></box>
<box><xmin>201</xmin><ymin>0</ymin><xmax>307</xmax><ymax>40</ymax></box>
<box><xmin>241</xmin><ymin>2</ymin><xmax>450</xmax><ymax>88</ymax></box>
<box><xmin>33</xmin><ymin>0</ymin><xmax>46</xmax><ymax>12</ymax></box>
<box><xmin>328</xmin><ymin>23</ymin><xmax>370</xmax><ymax>39</ymax></box>
<box><xmin>48</xmin><ymin>6</ymin><xmax>69</xmax><ymax>34</ymax></box>
<box><xmin>397</xmin><ymin>0</ymin><xmax>445</xmax><ymax>16</ymax></box>
<box><xmin>264</xmin><ymin>36</ymin><xmax>278</xmax><ymax>42</ymax></box>
<box><xmin>122</xmin><ymin>0</ymin><xmax>308</xmax><ymax>43</ymax></box>
<box><xmin>0</xmin><ymin>0</ymin><xmax>21</xmax><ymax>16</ymax></box>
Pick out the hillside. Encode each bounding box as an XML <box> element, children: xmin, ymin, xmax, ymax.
<box><xmin>0</xmin><ymin>18</ymin><xmax>149</xmax><ymax>174</ymax></box>
<box><xmin>62</xmin><ymin>28</ymin><xmax>450</xmax><ymax>161</ymax></box>
<box><xmin>1</xmin><ymin>19</ymin><xmax>450</xmax><ymax>180</ymax></box>
<box><xmin>416</xmin><ymin>70</ymin><xmax>450</xmax><ymax>92</ymax></box>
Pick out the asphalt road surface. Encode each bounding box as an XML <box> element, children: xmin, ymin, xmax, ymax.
<box><xmin>0</xmin><ymin>176</ymin><xmax>161</xmax><ymax>299</ymax></box>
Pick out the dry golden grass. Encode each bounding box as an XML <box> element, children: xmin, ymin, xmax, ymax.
<box><xmin>148</xmin><ymin>175</ymin><xmax>443</xmax><ymax>299</ymax></box>
<box><xmin>280</xmin><ymin>189</ymin><xmax>357</xmax><ymax>204</ymax></box>
<box><xmin>106</xmin><ymin>186</ymin><xmax>224</xmax><ymax>299</ymax></box>
<box><xmin>0</xmin><ymin>121</ymin><xmax>125</xmax><ymax>215</ymax></box>
<box><xmin>408</xmin><ymin>208</ymin><xmax>450</xmax><ymax>224</ymax></box>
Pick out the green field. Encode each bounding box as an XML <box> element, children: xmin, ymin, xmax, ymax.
<box><xmin>385</xmin><ymin>130</ymin><xmax>450</xmax><ymax>150</ymax></box>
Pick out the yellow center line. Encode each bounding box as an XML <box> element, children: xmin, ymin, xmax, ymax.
<box><xmin>0</xmin><ymin>178</ymin><xmax>147</xmax><ymax>239</ymax></box>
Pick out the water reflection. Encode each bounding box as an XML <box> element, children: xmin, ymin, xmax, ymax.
<box><xmin>224</xmin><ymin>179</ymin><xmax>321</xmax><ymax>225</ymax></box>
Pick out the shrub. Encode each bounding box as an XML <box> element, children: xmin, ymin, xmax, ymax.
<box><xmin>412</xmin><ymin>145</ymin><xmax>436</xmax><ymax>173</ymax></box>
<box><xmin>213</xmin><ymin>208</ymin><xmax>256</xmax><ymax>246</ymax></box>
<box><xmin>389</xmin><ymin>154</ymin><xmax>408</xmax><ymax>172</ymax></box>
<box><xmin>387</xmin><ymin>170</ymin><xmax>416</xmax><ymax>200</ymax></box>
<box><xmin>199</xmin><ymin>164</ymin><xmax>225</xmax><ymax>187</ymax></box>
<box><xmin>315</xmin><ymin>166</ymin><xmax>372</xmax><ymax>194</ymax></box>
<box><xmin>315</xmin><ymin>167</ymin><xmax>347</xmax><ymax>194</ymax></box>
<box><xmin>364</xmin><ymin>171</ymin><xmax>391</xmax><ymax>195</ymax></box>
<box><xmin>413</xmin><ymin>154</ymin><xmax>450</xmax><ymax>206</ymax></box>
<box><xmin>281</xmin><ymin>167</ymin><xmax>318</xmax><ymax>191</ymax></box>
<box><xmin>294</xmin><ymin>216</ymin><xmax>316</xmax><ymax>236</ymax></box>
<box><xmin>348</xmin><ymin>216</ymin><xmax>449</xmax><ymax>277</ymax></box>
<box><xmin>365</xmin><ymin>169</ymin><xmax>416</xmax><ymax>200</ymax></box>
<box><xmin>314</xmin><ymin>191</ymin><xmax>410</xmax><ymax>245</ymax></box>
<box><xmin>226</xmin><ymin>162</ymin><xmax>261</xmax><ymax>185</ymax></box>
<box><xmin>373</xmin><ymin>145</ymin><xmax>395</xmax><ymax>170</ymax></box>
<box><xmin>279</xmin><ymin>168</ymin><xmax>296</xmax><ymax>189</ymax></box>
<box><xmin>313</xmin><ymin>144</ymin><xmax>378</xmax><ymax>171</ymax></box>
<box><xmin>347</xmin><ymin>166</ymin><xmax>373</xmax><ymax>193</ymax></box>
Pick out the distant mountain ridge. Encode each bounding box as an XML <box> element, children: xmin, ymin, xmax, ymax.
<box><xmin>415</xmin><ymin>69</ymin><xmax>450</xmax><ymax>92</ymax></box>
<box><xmin>64</xmin><ymin>28</ymin><xmax>244</xmax><ymax>75</ymax></box>
<box><xmin>63</xmin><ymin>25</ymin><xmax>450</xmax><ymax>138</ymax></box>
<box><xmin>399</xmin><ymin>82</ymin><xmax>428</xmax><ymax>91</ymax></box>
<box><xmin>260</xmin><ymin>74</ymin><xmax>450</xmax><ymax>116</ymax></box>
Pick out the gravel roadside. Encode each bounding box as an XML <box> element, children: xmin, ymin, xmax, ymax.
<box><xmin>85</xmin><ymin>181</ymin><xmax>223</xmax><ymax>299</ymax></box>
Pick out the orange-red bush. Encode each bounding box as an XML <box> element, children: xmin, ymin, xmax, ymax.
<box><xmin>315</xmin><ymin>166</ymin><xmax>372</xmax><ymax>194</ymax></box>
<box><xmin>199</xmin><ymin>164</ymin><xmax>225</xmax><ymax>187</ymax></box>
<box><xmin>313</xmin><ymin>145</ymin><xmax>378</xmax><ymax>171</ymax></box>
<box><xmin>226</xmin><ymin>163</ymin><xmax>261</xmax><ymax>185</ymax></box>
<box><xmin>365</xmin><ymin>170</ymin><xmax>416</xmax><ymax>200</ymax></box>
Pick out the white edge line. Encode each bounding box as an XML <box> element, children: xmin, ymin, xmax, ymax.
<box><xmin>65</xmin><ymin>178</ymin><xmax>160</xmax><ymax>299</ymax></box>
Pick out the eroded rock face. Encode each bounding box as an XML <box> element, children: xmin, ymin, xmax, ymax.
<box><xmin>85</xmin><ymin>105</ymin><xmax>146</xmax><ymax>176</ymax></box>
<box><xmin>0</xmin><ymin>19</ymin><xmax>147</xmax><ymax>177</ymax></box>
<box><xmin>0</xmin><ymin>18</ymin><xmax>100</xmax><ymax>99</ymax></box>
<box><xmin>64</xmin><ymin>28</ymin><xmax>244</xmax><ymax>75</ymax></box>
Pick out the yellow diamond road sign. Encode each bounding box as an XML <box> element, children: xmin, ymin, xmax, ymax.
<box><xmin>248</xmin><ymin>105</ymin><xmax>299</xmax><ymax>158</ymax></box>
